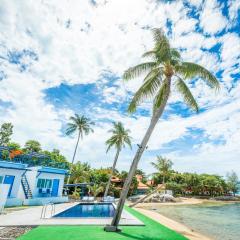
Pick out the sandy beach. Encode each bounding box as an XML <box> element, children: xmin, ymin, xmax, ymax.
<box><xmin>133</xmin><ymin>206</ymin><xmax>212</xmax><ymax>240</ymax></box>
<box><xmin>131</xmin><ymin>198</ymin><xmax>217</xmax><ymax>240</ymax></box>
<box><xmin>133</xmin><ymin>197</ymin><xmax>205</xmax><ymax>208</ymax></box>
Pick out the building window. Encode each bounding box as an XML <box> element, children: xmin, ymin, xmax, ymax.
<box><xmin>0</xmin><ymin>175</ymin><xmax>3</xmax><ymax>184</ymax></box>
<box><xmin>46</xmin><ymin>179</ymin><xmax>52</xmax><ymax>188</ymax></box>
<box><xmin>37</xmin><ymin>178</ymin><xmax>53</xmax><ymax>188</ymax></box>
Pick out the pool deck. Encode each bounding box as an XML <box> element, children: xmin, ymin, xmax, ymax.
<box><xmin>0</xmin><ymin>203</ymin><xmax>144</xmax><ymax>226</ymax></box>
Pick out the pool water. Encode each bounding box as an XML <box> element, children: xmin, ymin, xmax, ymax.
<box><xmin>54</xmin><ymin>203</ymin><xmax>115</xmax><ymax>218</ymax></box>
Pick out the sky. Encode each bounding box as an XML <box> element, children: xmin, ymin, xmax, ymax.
<box><xmin>0</xmin><ymin>0</ymin><xmax>239</xmax><ymax>177</ymax></box>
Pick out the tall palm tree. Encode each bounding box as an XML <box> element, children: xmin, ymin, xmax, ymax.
<box><xmin>104</xmin><ymin>122</ymin><xmax>132</xmax><ymax>198</ymax></box>
<box><xmin>106</xmin><ymin>28</ymin><xmax>219</xmax><ymax>231</ymax></box>
<box><xmin>66</xmin><ymin>114</ymin><xmax>94</xmax><ymax>184</ymax></box>
<box><xmin>151</xmin><ymin>156</ymin><xmax>173</xmax><ymax>184</ymax></box>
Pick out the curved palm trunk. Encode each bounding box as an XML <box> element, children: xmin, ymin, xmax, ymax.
<box><xmin>67</xmin><ymin>131</ymin><xmax>81</xmax><ymax>185</ymax></box>
<box><xmin>104</xmin><ymin>148</ymin><xmax>120</xmax><ymax>198</ymax></box>
<box><xmin>105</xmin><ymin>80</ymin><xmax>171</xmax><ymax>231</ymax></box>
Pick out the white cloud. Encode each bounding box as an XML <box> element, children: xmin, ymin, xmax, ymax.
<box><xmin>172</xmin><ymin>18</ymin><xmax>197</xmax><ymax>36</ymax></box>
<box><xmin>228</xmin><ymin>0</ymin><xmax>240</xmax><ymax>22</ymax></box>
<box><xmin>187</xmin><ymin>0</ymin><xmax>203</xmax><ymax>8</ymax></box>
<box><xmin>220</xmin><ymin>32</ymin><xmax>240</xmax><ymax>69</ymax></box>
<box><xmin>200</xmin><ymin>0</ymin><xmax>228</xmax><ymax>34</ymax></box>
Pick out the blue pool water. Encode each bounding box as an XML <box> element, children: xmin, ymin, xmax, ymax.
<box><xmin>54</xmin><ymin>203</ymin><xmax>115</xmax><ymax>218</ymax></box>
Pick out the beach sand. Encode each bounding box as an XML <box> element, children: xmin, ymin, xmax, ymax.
<box><xmin>134</xmin><ymin>197</ymin><xmax>204</xmax><ymax>208</ymax></box>
<box><xmin>131</xmin><ymin>198</ymin><xmax>215</xmax><ymax>240</ymax></box>
<box><xmin>133</xmin><ymin>206</ymin><xmax>212</xmax><ymax>240</ymax></box>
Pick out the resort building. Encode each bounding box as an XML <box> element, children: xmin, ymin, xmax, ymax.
<box><xmin>0</xmin><ymin>160</ymin><xmax>68</xmax><ymax>207</ymax></box>
<box><xmin>0</xmin><ymin>160</ymin><xmax>28</xmax><ymax>207</ymax></box>
<box><xmin>110</xmin><ymin>175</ymin><xmax>151</xmax><ymax>195</ymax></box>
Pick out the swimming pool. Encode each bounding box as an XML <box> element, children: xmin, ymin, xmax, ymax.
<box><xmin>54</xmin><ymin>203</ymin><xmax>115</xmax><ymax>218</ymax></box>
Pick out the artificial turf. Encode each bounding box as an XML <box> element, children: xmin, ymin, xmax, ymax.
<box><xmin>17</xmin><ymin>206</ymin><xmax>188</xmax><ymax>240</ymax></box>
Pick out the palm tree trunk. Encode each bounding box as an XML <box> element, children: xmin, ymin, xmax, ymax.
<box><xmin>104</xmin><ymin>148</ymin><xmax>120</xmax><ymax>198</ymax></box>
<box><xmin>105</xmin><ymin>80</ymin><xmax>171</xmax><ymax>231</ymax></box>
<box><xmin>67</xmin><ymin>131</ymin><xmax>81</xmax><ymax>185</ymax></box>
<box><xmin>162</xmin><ymin>175</ymin><xmax>166</xmax><ymax>197</ymax></box>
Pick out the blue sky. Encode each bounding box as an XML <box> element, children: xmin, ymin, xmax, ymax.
<box><xmin>0</xmin><ymin>0</ymin><xmax>239</xmax><ymax>176</ymax></box>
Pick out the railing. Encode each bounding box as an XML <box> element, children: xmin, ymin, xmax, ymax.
<box><xmin>40</xmin><ymin>202</ymin><xmax>55</xmax><ymax>219</ymax></box>
<box><xmin>21</xmin><ymin>175</ymin><xmax>32</xmax><ymax>199</ymax></box>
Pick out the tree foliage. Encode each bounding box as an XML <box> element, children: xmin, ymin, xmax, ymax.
<box><xmin>8</xmin><ymin>142</ymin><xmax>21</xmax><ymax>150</ymax></box>
<box><xmin>24</xmin><ymin>140</ymin><xmax>42</xmax><ymax>152</ymax></box>
<box><xmin>226</xmin><ymin>171</ymin><xmax>239</xmax><ymax>195</ymax></box>
<box><xmin>0</xmin><ymin>123</ymin><xmax>13</xmax><ymax>145</ymax></box>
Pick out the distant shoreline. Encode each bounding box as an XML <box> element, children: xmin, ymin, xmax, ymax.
<box><xmin>131</xmin><ymin>197</ymin><xmax>240</xmax><ymax>208</ymax></box>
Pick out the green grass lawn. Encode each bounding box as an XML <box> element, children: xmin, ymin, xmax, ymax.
<box><xmin>18</xmin><ymin>206</ymin><xmax>187</xmax><ymax>240</ymax></box>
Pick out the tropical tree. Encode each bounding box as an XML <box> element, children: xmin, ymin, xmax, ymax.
<box><xmin>24</xmin><ymin>140</ymin><xmax>41</xmax><ymax>152</ymax></box>
<box><xmin>8</xmin><ymin>142</ymin><xmax>21</xmax><ymax>150</ymax></box>
<box><xmin>88</xmin><ymin>184</ymin><xmax>104</xmax><ymax>198</ymax></box>
<box><xmin>106</xmin><ymin>28</ymin><xmax>219</xmax><ymax>231</ymax></box>
<box><xmin>0</xmin><ymin>123</ymin><xmax>13</xmax><ymax>146</ymax></box>
<box><xmin>104</xmin><ymin>122</ymin><xmax>132</xmax><ymax>198</ymax></box>
<box><xmin>90</xmin><ymin>168</ymin><xmax>110</xmax><ymax>185</ymax></box>
<box><xmin>65</xmin><ymin>114</ymin><xmax>94</xmax><ymax>184</ymax></box>
<box><xmin>226</xmin><ymin>171</ymin><xmax>239</xmax><ymax>196</ymax></box>
<box><xmin>151</xmin><ymin>156</ymin><xmax>173</xmax><ymax>184</ymax></box>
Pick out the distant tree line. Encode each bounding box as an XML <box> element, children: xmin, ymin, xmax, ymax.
<box><xmin>152</xmin><ymin>156</ymin><xmax>239</xmax><ymax>197</ymax></box>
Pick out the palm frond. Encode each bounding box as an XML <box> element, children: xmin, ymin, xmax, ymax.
<box><xmin>143</xmin><ymin>67</ymin><xmax>163</xmax><ymax>82</ymax></box>
<box><xmin>142</xmin><ymin>50</ymin><xmax>157</xmax><ymax>59</ymax></box>
<box><xmin>152</xmin><ymin>28</ymin><xmax>169</xmax><ymax>47</ymax></box>
<box><xmin>106</xmin><ymin>122</ymin><xmax>132</xmax><ymax>152</ymax></box>
<box><xmin>175</xmin><ymin>62</ymin><xmax>220</xmax><ymax>90</ymax></box>
<box><xmin>66</xmin><ymin>122</ymin><xmax>77</xmax><ymax>135</ymax></box>
<box><xmin>69</xmin><ymin>116</ymin><xmax>77</xmax><ymax>122</ymax></box>
<box><xmin>152</xmin><ymin>28</ymin><xmax>171</xmax><ymax>63</ymax></box>
<box><xmin>66</xmin><ymin>123</ymin><xmax>76</xmax><ymax>128</ymax></box>
<box><xmin>175</xmin><ymin>77</ymin><xmax>199</xmax><ymax>112</ymax></box>
<box><xmin>106</xmin><ymin>138</ymin><xmax>115</xmax><ymax>153</ymax></box>
<box><xmin>124</xmin><ymin>137</ymin><xmax>132</xmax><ymax>150</ymax></box>
<box><xmin>152</xmin><ymin>79</ymin><xmax>169</xmax><ymax>113</ymax></box>
<box><xmin>128</xmin><ymin>70</ymin><xmax>162</xmax><ymax>113</ymax></box>
<box><xmin>170</xmin><ymin>48</ymin><xmax>181</xmax><ymax>60</ymax></box>
<box><xmin>123</xmin><ymin>62</ymin><xmax>156</xmax><ymax>81</ymax></box>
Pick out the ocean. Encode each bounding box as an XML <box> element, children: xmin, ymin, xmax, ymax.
<box><xmin>148</xmin><ymin>202</ymin><xmax>240</xmax><ymax>240</ymax></box>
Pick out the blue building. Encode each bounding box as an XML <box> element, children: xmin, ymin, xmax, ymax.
<box><xmin>0</xmin><ymin>160</ymin><xmax>68</xmax><ymax>207</ymax></box>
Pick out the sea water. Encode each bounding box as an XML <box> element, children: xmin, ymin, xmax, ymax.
<box><xmin>149</xmin><ymin>203</ymin><xmax>240</xmax><ymax>240</ymax></box>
